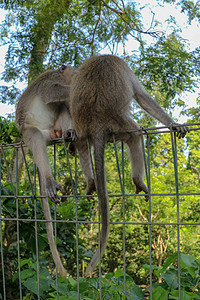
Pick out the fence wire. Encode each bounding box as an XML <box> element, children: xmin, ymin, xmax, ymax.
<box><xmin>0</xmin><ymin>123</ymin><xmax>200</xmax><ymax>300</ymax></box>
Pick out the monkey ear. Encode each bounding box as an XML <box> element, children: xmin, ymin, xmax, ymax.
<box><xmin>60</xmin><ymin>65</ymin><xmax>67</xmax><ymax>73</ymax></box>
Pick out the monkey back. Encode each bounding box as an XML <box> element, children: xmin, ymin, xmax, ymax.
<box><xmin>70</xmin><ymin>55</ymin><xmax>134</xmax><ymax>138</ymax></box>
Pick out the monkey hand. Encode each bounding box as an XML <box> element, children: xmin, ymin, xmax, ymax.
<box><xmin>46</xmin><ymin>177</ymin><xmax>65</xmax><ymax>204</ymax></box>
<box><xmin>169</xmin><ymin>122</ymin><xmax>190</xmax><ymax>139</ymax></box>
<box><xmin>63</xmin><ymin>129</ymin><xmax>78</xmax><ymax>142</ymax></box>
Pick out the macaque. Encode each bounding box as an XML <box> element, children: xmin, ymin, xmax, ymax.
<box><xmin>16</xmin><ymin>65</ymin><xmax>95</xmax><ymax>276</ymax></box>
<box><xmin>69</xmin><ymin>54</ymin><xmax>189</xmax><ymax>276</ymax></box>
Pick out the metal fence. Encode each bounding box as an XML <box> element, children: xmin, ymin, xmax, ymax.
<box><xmin>0</xmin><ymin>123</ymin><xmax>200</xmax><ymax>300</ymax></box>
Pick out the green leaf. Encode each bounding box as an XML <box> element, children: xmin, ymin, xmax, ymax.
<box><xmin>180</xmin><ymin>254</ymin><xmax>199</xmax><ymax>278</ymax></box>
<box><xmin>161</xmin><ymin>252</ymin><xmax>178</xmax><ymax>272</ymax></box>
<box><xmin>169</xmin><ymin>288</ymin><xmax>199</xmax><ymax>299</ymax></box>
<box><xmin>50</xmin><ymin>280</ymin><xmax>69</xmax><ymax>295</ymax></box>
<box><xmin>20</xmin><ymin>269</ymin><xmax>35</xmax><ymax>280</ymax></box>
<box><xmin>68</xmin><ymin>277</ymin><xmax>77</xmax><ymax>288</ymax></box>
<box><xmin>24</xmin><ymin>277</ymin><xmax>50</xmax><ymax>297</ymax></box>
<box><xmin>115</xmin><ymin>269</ymin><xmax>125</xmax><ymax>277</ymax></box>
<box><xmin>128</xmin><ymin>284</ymin><xmax>145</xmax><ymax>300</ymax></box>
<box><xmin>161</xmin><ymin>269</ymin><xmax>178</xmax><ymax>289</ymax></box>
<box><xmin>152</xmin><ymin>286</ymin><xmax>168</xmax><ymax>300</ymax></box>
<box><xmin>105</xmin><ymin>272</ymin><xmax>114</xmax><ymax>280</ymax></box>
<box><xmin>20</xmin><ymin>258</ymin><xmax>32</xmax><ymax>267</ymax></box>
<box><xmin>143</xmin><ymin>264</ymin><xmax>158</xmax><ymax>271</ymax></box>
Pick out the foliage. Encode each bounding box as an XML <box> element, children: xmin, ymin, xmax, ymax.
<box><xmin>164</xmin><ymin>0</ymin><xmax>200</xmax><ymax>23</ymax></box>
<box><xmin>135</xmin><ymin>33</ymin><xmax>199</xmax><ymax>105</ymax></box>
<box><xmin>1</xmin><ymin>253</ymin><xmax>199</xmax><ymax>299</ymax></box>
<box><xmin>0</xmin><ymin>116</ymin><xmax>20</xmax><ymax>143</ymax></box>
<box><xmin>11</xmin><ymin>263</ymin><xmax>145</xmax><ymax>299</ymax></box>
<box><xmin>145</xmin><ymin>252</ymin><xmax>200</xmax><ymax>299</ymax></box>
<box><xmin>1</xmin><ymin>129</ymin><xmax>200</xmax><ymax>297</ymax></box>
<box><xmin>0</xmin><ymin>0</ymin><xmax>199</xmax><ymax>106</ymax></box>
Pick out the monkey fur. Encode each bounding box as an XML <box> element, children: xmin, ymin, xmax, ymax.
<box><xmin>69</xmin><ymin>54</ymin><xmax>189</xmax><ymax>276</ymax></box>
<box><xmin>16</xmin><ymin>65</ymin><xmax>95</xmax><ymax>276</ymax></box>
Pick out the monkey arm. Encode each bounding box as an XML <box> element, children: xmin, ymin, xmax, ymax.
<box><xmin>134</xmin><ymin>87</ymin><xmax>174</xmax><ymax>125</ymax></box>
<box><xmin>132</xmin><ymin>77</ymin><xmax>189</xmax><ymax>138</ymax></box>
<box><xmin>40</xmin><ymin>83</ymin><xmax>71</xmax><ymax>104</ymax></box>
<box><xmin>23</xmin><ymin>126</ymin><xmax>64</xmax><ymax>203</ymax></box>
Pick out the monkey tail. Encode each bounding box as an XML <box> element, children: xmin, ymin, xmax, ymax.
<box><xmin>38</xmin><ymin>172</ymin><xmax>67</xmax><ymax>277</ymax></box>
<box><xmin>85</xmin><ymin>131</ymin><xmax>110</xmax><ymax>277</ymax></box>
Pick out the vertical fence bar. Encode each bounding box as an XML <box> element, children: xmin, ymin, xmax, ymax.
<box><xmin>0</xmin><ymin>147</ymin><xmax>6</xmax><ymax>300</ymax></box>
<box><xmin>170</xmin><ymin>131</ymin><xmax>181</xmax><ymax>300</ymax></box>
<box><xmin>97</xmin><ymin>162</ymin><xmax>102</xmax><ymax>300</ymax></box>
<box><xmin>53</xmin><ymin>144</ymin><xmax>59</xmax><ymax>299</ymax></box>
<box><xmin>74</xmin><ymin>148</ymin><xmax>80</xmax><ymax>296</ymax></box>
<box><xmin>141</xmin><ymin>131</ymin><xmax>152</xmax><ymax>299</ymax></box>
<box><xmin>63</xmin><ymin>139</ymin><xmax>80</xmax><ymax>298</ymax></box>
<box><xmin>16</xmin><ymin>148</ymin><xmax>22</xmax><ymax>299</ymax></box>
<box><xmin>87</xmin><ymin>140</ymin><xmax>102</xmax><ymax>299</ymax></box>
<box><xmin>33</xmin><ymin>163</ymin><xmax>40</xmax><ymax>300</ymax></box>
<box><xmin>113</xmin><ymin>137</ymin><xmax>126</xmax><ymax>298</ymax></box>
<box><xmin>21</xmin><ymin>144</ymin><xmax>40</xmax><ymax>298</ymax></box>
<box><xmin>147</xmin><ymin>134</ymin><xmax>152</xmax><ymax>300</ymax></box>
<box><xmin>121</xmin><ymin>141</ymin><xmax>126</xmax><ymax>298</ymax></box>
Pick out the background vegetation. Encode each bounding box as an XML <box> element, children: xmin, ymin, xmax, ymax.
<box><xmin>0</xmin><ymin>0</ymin><xmax>200</xmax><ymax>299</ymax></box>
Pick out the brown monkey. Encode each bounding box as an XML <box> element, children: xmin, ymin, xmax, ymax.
<box><xmin>16</xmin><ymin>65</ymin><xmax>75</xmax><ymax>202</ymax></box>
<box><xmin>69</xmin><ymin>54</ymin><xmax>189</xmax><ymax>276</ymax></box>
<box><xmin>16</xmin><ymin>65</ymin><xmax>95</xmax><ymax>276</ymax></box>
<box><xmin>16</xmin><ymin>65</ymin><xmax>95</xmax><ymax>202</ymax></box>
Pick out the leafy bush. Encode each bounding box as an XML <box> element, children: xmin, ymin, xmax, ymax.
<box><xmin>9</xmin><ymin>253</ymin><xmax>200</xmax><ymax>300</ymax></box>
<box><xmin>144</xmin><ymin>253</ymin><xmax>200</xmax><ymax>300</ymax></box>
<box><xmin>12</xmin><ymin>261</ymin><xmax>144</xmax><ymax>300</ymax></box>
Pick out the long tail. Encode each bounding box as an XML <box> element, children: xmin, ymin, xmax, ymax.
<box><xmin>85</xmin><ymin>132</ymin><xmax>110</xmax><ymax>277</ymax></box>
<box><xmin>38</xmin><ymin>172</ymin><xmax>67</xmax><ymax>277</ymax></box>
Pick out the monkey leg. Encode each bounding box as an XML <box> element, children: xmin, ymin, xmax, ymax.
<box><xmin>115</xmin><ymin>117</ymin><xmax>149</xmax><ymax>201</ymax></box>
<box><xmin>55</xmin><ymin>103</ymin><xmax>77</xmax><ymax>142</ymax></box>
<box><xmin>23</xmin><ymin>127</ymin><xmax>64</xmax><ymax>203</ymax></box>
<box><xmin>75</xmin><ymin>140</ymin><xmax>96</xmax><ymax>199</ymax></box>
<box><xmin>125</xmin><ymin>133</ymin><xmax>149</xmax><ymax>201</ymax></box>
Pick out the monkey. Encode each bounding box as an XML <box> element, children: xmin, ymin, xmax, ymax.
<box><xmin>15</xmin><ymin>65</ymin><xmax>95</xmax><ymax>276</ymax></box>
<box><xmin>16</xmin><ymin>65</ymin><xmax>77</xmax><ymax>202</ymax></box>
<box><xmin>69</xmin><ymin>54</ymin><xmax>189</xmax><ymax>276</ymax></box>
<box><xmin>16</xmin><ymin>65</ymin><xmax>95</xmax><ymax>202</ymax></box>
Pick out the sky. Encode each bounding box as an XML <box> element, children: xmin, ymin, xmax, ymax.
<box><xmin>0</xmin><ymin>0</ymin><xmax>199</xmax><ymax>119</ymax></box>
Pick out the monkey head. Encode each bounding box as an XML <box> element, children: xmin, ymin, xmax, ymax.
<box><xmin>60</xmin><ymin>64</ymin><xmax>77</xmax><ymax>85</ymax></box>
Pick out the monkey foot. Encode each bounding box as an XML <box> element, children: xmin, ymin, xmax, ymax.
<box><xmin>69</xmin><ymin>142</ymin><xmax>76</xmax><ymax>156</ymax></box>
<box><xmin>63</xmin><ymin>129</ymin><xmax>77</xmax><ymax>142</ymax></box>
<box><xmin>133</xmin><ymin>177</ymin><xmax>149</xmax><ymax>202</ymax></box>
<box><xmin>86</xmin><ymin>178</ymin><xmax>96</xmax><ymax>200</ymax></box>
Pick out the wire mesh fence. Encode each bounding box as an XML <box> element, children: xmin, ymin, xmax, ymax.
<box><xmin>0</xmin><ymin>123</ymin><xmax>200</xmax><ymax>300</ymax></box>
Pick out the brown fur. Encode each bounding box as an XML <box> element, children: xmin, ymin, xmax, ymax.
<box><xmin>16</xmin><ymin>65</ymin><xmax>95</xmax><ymax>277</ymax></box>
<box><xmin>70</xmin><ymin>54</ymin><xmax>189</xmax><ymax>276</ymax></box>
<box><xmin>16</xmin><ymin>66</ymin><xmax>74</xmax><ymax>132</ymax></box>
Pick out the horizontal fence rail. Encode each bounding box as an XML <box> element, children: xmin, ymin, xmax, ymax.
<box><xmin>0</xmin><ymin>123</ymin><xmax>200</xmax><ymax>300</ymax></box>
